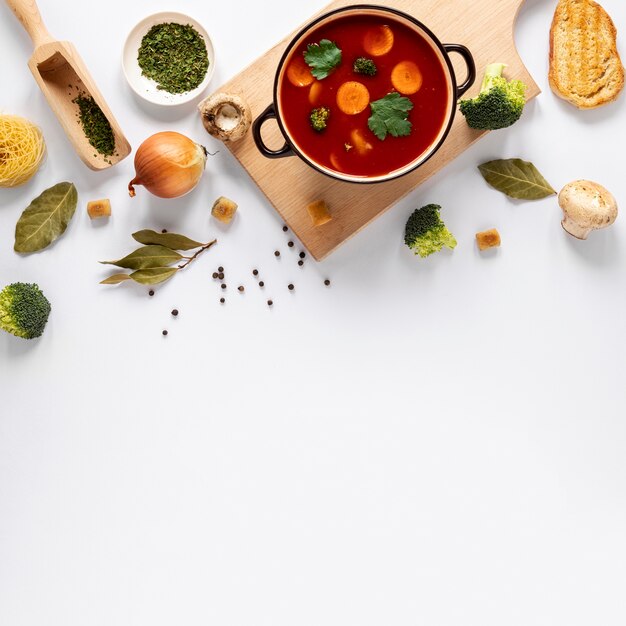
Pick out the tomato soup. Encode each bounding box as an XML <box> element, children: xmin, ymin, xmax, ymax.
<box><xmin>279</xmin><ymin>13</ymin><xmax>450</xmax><ymax>179</ymax></box>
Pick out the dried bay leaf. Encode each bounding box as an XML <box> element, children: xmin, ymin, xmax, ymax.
<box><xmin>14</xmin><ymin>182</ymin><xmax>78</xmax><ymax>253</ymax></box>
<box><xmin>100</xmin><ymin>274</ymin><xmax>132</xmax><ymax>285</ymax></box>
<box><xmin>478</xmin><ymin>159</ymin><xmax>556</xmax><ymax>200</ymax></box>
<box><xmin>100</xmin><ymin>245</ymin><xmax>183</xmax><ymax>270</ymax></box>
<box><xmin>130</xmin><ymin>267</ymin><xmax>179</xmax><ymax>285</ymax></box>
<box><xmin>132</xmin><ymin>229</ymin><xmax>203</xmax><ymax>251</ymax></box>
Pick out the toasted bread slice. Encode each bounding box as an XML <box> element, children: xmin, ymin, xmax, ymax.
<box><xmin>549</xmin><ymin>0</ymin><xmax>624</xmax><ymax>109</ymax></box>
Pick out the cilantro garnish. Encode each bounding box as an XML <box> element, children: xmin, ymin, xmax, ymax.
<box><xmin>368</xmin><ymin>93</ymin><xmax>414</xmax><ymax>140</ymax></box>
<box><xmin>304</xmin><ymin>39</ymin><xmax>342</xmax><ymax>80</ymax></box>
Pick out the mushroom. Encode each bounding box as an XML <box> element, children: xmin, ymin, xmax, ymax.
<box><xmin>198</xmin><ymin>93</ymin><xmax>252</xmax><ymax>142</ymax></box>
<box><xmin>559</xmin><ymin>180</ymin><xmax>618</xmax><ymax>240</ymax></box>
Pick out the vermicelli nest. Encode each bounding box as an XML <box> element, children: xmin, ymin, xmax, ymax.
<box><xmin>0</xmin><ymin>114</ymin><xmax>46</xmax><ymax>188</ymax></box>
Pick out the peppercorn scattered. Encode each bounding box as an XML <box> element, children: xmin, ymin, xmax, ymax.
<box><xmin>162</xmin><ymin>229</ymin><xmax>168</xmax><ymax>234</ymax></box>
<box><xmin>221</xmin><ymin>284</ymin><xmax>227</xmax><ymax>290</ymax></box>
<box><xmin>282</xmin><ymin>226</ymin><xmax>288</xmax><ymax>232</ymax></box>
<box><xmin>259</xmin><ymin>281</ymin><xmax>265</xmax><ymax>288</ymax></box>
<box><xmin>218</xmin><ymin>273</ymin><xmax>225</xmax><ymax>280</ymax></box>
<box><xmin>253</xmin><ymin>269</ymin><xmax>259</xmax><ymax>276</ymax></box>
<box><xmin>298</xmin><ymin>260</ymin><xmax>304</xmax><ymax>267</ymax></box>
<box><xmin>288</xmin><ymin>284</ymin><xmax>295</xmax><ymax>291</ymax></box>
<box><xmin>288</xmin><ymin>241</ymin><xmax>294</xmax><ymax>248</ymax></box>
<box><xmin>267</xmin><ymin>300</ymin><xmax>273</xmax><ymax>307</ymax></box>
<box><xmin>212</xmin><ymin>272</ymin><xmax>219</xmax><ymax>279</ymax></box>
<box><xmin>172</xmin><ymin>309</ymin><xmax>179</xmax><ymax>317</ymax></box>
<box><xmin>299</xmin><ymin>252</ymin><xmax>306</xmax><ymax>259</ymax></box>
<box><xmin>274</xmin><ymin>251</ymin><xmax>280</xmax><ymax>257</ymax></box>
<box><xmin>238</xmin><ymin>286</ymin><xmax>245</xmax><ymax>292</ymax></box>
<box><xmin>324</xmin><ymin>279</ymin><xmax>331</xmax><ymax>286</ymax></box>
<box><xmin>220</xmin><ymin>298</ymin><xmax>225</xmax><ymax>304</ymax></box>
<box><xmin>162</xmin><ymin>330</ymin><xmax>168</xmax><ymax>336</ymax></box>
<box><xmin>149</xmin><ymin>290</ymin><xmax>155</xmax><ymax>297</ymax></box>
<box><xmin>218</xmin><ymin>267</ymin><xmax>224</xmax><ymax>273</ymax></box>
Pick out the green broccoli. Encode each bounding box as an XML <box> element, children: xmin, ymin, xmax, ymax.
<box><xmin>0</xmin><ymin>283</ymin><xmax>51</xmax><ymax>340</ymax></box>
<box><xmin>459</xmin><ymin>63</ymin><xmax>526</xmax><ymax>130</ymax></box>
<box><xmin>404</xmin><ymin>204</ymin><xmax>457</xmax><ymax>258</ymax></box>
<box><xmin>353</xmin><ymin>57</ymin><xmax>377</xmax><ymax>77</ymax></box>
<box><xmin>310</xmin><ymin>106</ymin><xmax>330</xmax><ymax>132</ymax></box>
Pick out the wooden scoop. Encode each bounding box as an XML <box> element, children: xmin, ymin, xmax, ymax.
<box><xmin>6</xmin><ymin>0</ymin><xmax>131</xmax><ymax>170</ymax></box>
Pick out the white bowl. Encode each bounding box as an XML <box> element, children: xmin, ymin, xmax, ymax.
<box><xmin>123</xmin><ymin>12</ymin><xmax>215</xmax><ymax>106</ymax></box>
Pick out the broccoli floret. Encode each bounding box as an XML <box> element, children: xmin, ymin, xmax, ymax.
<box><xmin>459</xmin><ymin>63</ymin><xmax>526</xmax><ymax>130</ymax></box>
<box><xmin>0</xmin><ymin>283</ymin><xmax>51</xmax><ymax>340</ymax></box>
<box><xmin>404</xmin><ymin>204</ymin><xmax>457</xmax><ymax>258</ymax></box>
<box><xmin>353</xmin><ymin>57</ymin><xmax>377</xmax><ymax>77</ymax></box>
<box><xmin>310</xmin><ymin>106</ymin><xmax>330</xmax><ymax>132</ymax></box>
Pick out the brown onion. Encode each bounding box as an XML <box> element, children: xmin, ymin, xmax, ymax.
<box><xmin>128</xmin><ymin>132</ymin><xmax>207</xmax><ymax>199</ymax></box>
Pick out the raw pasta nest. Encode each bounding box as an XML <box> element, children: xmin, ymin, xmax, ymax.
<box><xmin>0</xmin><ymin>114</ymin><xmax>46</xmax><ymax>187</ymax></box>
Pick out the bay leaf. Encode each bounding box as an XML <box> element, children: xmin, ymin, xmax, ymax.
<box><xmin>130</xmin><ymin>267</ymin><xmax>179</xmax><ymax>285</ymax></box>
<box><xmin>478</xmin><ymin>159</ymin><xmax>556</xmax><ymax>200</ymax></box>
<box><xmin>132</xmin><ymin>229</ymin><xmax>203</xmax><ymax>251</ymax></box>
<box><xmin>14</xmin><ymin>182</ymin><xmax>78</xmax><ymax>253</ymax></box>
<box><xmin>100</xmin><ymin>245</ymin><xmax>183</xmax><ymax>270</ymax></box>
<box><xmin>100</xmin><ymin>274</ymin><xmax>131</xmax><ymax>285</ymax></box>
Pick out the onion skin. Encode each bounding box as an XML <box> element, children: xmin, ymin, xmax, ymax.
<box><xmin>128</xmin><ymin>132</ymin><xmax>207</xmax><ymax>199</ymax></box>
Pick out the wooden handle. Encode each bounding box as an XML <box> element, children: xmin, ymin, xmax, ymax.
<box><xmin>5</xmin><ymin>0</ymin><xmax>53</xmax><ymax>48</ymax></box>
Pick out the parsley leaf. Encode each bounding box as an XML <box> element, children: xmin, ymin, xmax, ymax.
<box><xmin>368</xmin><ymin>93</ymin><xmax>414</xmax><ymax>140</ymax></box>
<box><xmin>304</xmin><ymin>39</ymin><xmax>342</xmax><ymax>80</ymax></box>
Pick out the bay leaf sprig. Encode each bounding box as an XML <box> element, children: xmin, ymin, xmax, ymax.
<box><xmin>14</xmin><ymin>182</ymin><xmax>78</xmax><ymax>253</ymax></box>
<box><xmin>478</xmin><ymin>159</ymin><xmax>556</xmax><ymax>200</ymax></box>
<box><xmin>100</xmin><ymin>230</ymin><xmax>216</xmax><ymax>286</ymax></box>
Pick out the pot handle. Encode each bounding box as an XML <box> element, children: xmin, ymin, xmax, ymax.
<box><xmin>443</xmin><ymin>44</ymin><xmax>476</xmax><ymax>98</ymax></box>
<box><xmin>253</xmin><ymin>104</ymin><xmax>294</xmax><ymax>159</ymax></box>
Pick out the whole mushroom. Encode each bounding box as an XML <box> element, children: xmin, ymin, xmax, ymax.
<box><xmin>198</xmin><ymin>93</ymin><xmax>252</xmax><ymax>143</ymax></box>
<box><xmin>559</xmin><ymin>180</ymin><xmax>618</xmax><ymax>240</ymax></box>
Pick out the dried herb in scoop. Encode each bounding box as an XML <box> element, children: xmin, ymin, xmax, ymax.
<box><xmin>138</xmin><ymin>22</ymin><xmax>209</xmax><ymax>94</ymax></box>
<box><xmin>73</xmin><ymin>94</ymin><xmax>115</xmax><ymax>157</ymax></box>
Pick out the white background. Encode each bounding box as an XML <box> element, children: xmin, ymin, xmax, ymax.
<box><xmin>1</xmin><ymin>0</ymin><xmax>626</xmax><ymax>624</ymax></box>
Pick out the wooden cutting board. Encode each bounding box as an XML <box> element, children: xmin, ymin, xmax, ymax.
<box><xmin>214</xmin><ymin>0</ymin><xmax>539</xmax><ymax>260</ymax></box>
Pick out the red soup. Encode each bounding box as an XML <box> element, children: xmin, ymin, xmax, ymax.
<box><xmin>279</xmin><ymin>13</ymin><xmax>451</xmax><ymax>179</ymax></box>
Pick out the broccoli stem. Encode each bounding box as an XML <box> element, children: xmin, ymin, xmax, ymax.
<box><xmin>480</xmin><ymin>63</ymin><xmax>507</xmax><ymax>93</ymax></box>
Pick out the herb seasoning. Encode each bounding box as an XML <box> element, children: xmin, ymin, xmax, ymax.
<box><xmin>73</xmin><ymin>94</ymin><xmax>115</xmax><ymax>157</ymax></box>
<box><xmin>137</xmin><ymin>23</ymin><xmax>209</xmax><ymax>94</ymax></box>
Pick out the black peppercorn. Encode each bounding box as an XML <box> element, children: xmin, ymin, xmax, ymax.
<box><xmin>218</xmin><ymin>273</ymin><xmax>225</xmax><ymax>280</ymax></box>
<box><xmin>149</xmin><ymin>290</ymin><xmax>155</xmax><ymax>297</ymax></box>
<box><xmin>212</xmin><ymin>272</ymin><xmax>219</xmax><ymax>279</ymax></box>
<box><xmin>259</xmin><ymin>281</ymin><xmax>265</xmax><ymax>288</ymax></box>
<box><xmin>274</xmin><ymin>251</ymin><xmax>280</xmax><ymax>257</ymax></box>
<box><xmin>324</xmin><ymin>279</ymin><xmax>331</xmax><ymax>286</ymax></box>
<box><xmin>288</xmin><ymin>241</ymin><xmax>294</xmax><ymax>248</ymax></box>
<box><xmin>267</xmin><ymin>300</ymin><xmax>273</xmax><ymax>307</ymax></box>
<box><xmin>172</xmin><ymin>309</ymin><xmax>179</xmax><ymax>317</ymax></box>
<box><xmin>299</xmin><ymin>252</ymin><xmax>306</xmax><ymax>259</ymax></box>
<box><xmin>288</xmin><ymin>284</ymin><xmax>295</xmax><ymax>291</ymax></box>
<box><xmin>298</xmin><ymin>260</ymin><xmax>304</xmax><ymax>267</ymax></box>
<box><xmin>218</xmin><ymin>267</ymin><xmax>224</xmax><ymax>273</ymax></box>
<box><xmin>220</xmin><ymin>298</ymin><xmax>225</xmax><ymax>304</ymax></box>
<box><xmin>221</xmin><ymin>284</ymin><xmax>227</xmax><ymax>290</ymax></box>
<box><xmin>253</xmin><ymin>269</ymin><xmax>259</xmax><ymax>276</ymax></box>
<box><xmin>162</xmin><ymin>330</ymin><xmax>168</xmax><ymax>336</ymax></box>
<box><xmin>238</xmin><ymin>286</ymin><xmax>245</xmax><ymax>292</ymax></box>
<box><xmin>282</xmin><ymin>226</ymin><xmax>288</xmax><ymax>232</ymax></box>
<box><xmin>162</xmin><ymin>229</ymin><xmax>168</xmax><ymax>234</ymax></box>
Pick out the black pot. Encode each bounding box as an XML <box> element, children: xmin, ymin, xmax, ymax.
<box><xmin>253</xmin><ymin>4</ymin><xmax>476</xmax><ymax>184</ymax></box>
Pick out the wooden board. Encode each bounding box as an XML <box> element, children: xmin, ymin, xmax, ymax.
<box><xmin>214</xmin><ymin>0</ymin><xmax>539</xmax><ymax>260</ymax></box>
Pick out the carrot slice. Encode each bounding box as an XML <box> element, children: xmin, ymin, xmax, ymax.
<box><xmin>363</xmin><ymin>25</ymin><xmax>394</xmax><ymax>57</ymax></box>
<box><xmin>287</xmin><ymin>55</ymin><xmax>315</xmax><ymax>87</ymax></box>
<box><xmin>337</xmin><ymin>81</ymin><xmax>370</xmax><ymax>115</ymax></box>
<box><xmin>350</xmin><ymin>128</ymin><xmax>373</xmax><ymax>155</ymax></box>
<box><xmin>309</xmin><ymin>80</ymin><xmax>324</xmax><ymax>105</ymax></box>
<box><xmin>391</xmin><ymin>61</ymin><xmax>423</xmax><ymax>95</ymax></box>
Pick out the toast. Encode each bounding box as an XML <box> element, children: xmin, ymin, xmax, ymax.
<box><xmin>549</xmin><ymin>0</ymin><xmax>624</xmax><ymax>109</ymax></box>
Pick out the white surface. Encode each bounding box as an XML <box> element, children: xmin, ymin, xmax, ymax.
<box><xmin>1</xmin><ymin>1</ymin><xmax>626</xmax><ymax>624</ymax></box>
<box><xmin>122</xmin><ymin>11</ymin><xmax>215</xmax><ymax>106</ymax></box>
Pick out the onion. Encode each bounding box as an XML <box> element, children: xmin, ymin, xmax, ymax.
<box><xmin>128</xmin><ymin>132</ymin><xmax>207</xmax><ymax>199</ymax></box>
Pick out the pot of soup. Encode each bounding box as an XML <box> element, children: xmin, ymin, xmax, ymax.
<box><xmin>253</xmin><ymin>4</ymin><xmax>476</xmax><ymax>184</ymax></box>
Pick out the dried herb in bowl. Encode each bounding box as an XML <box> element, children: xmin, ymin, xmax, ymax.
<box><xmin>138</xmin><ymin>23</ymin><xmax>209</xmax><ymax>94</ymax></box>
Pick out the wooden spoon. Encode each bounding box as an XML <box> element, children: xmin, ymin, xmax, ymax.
<box><xmin>6</xmin><ymin>0</ymin><xmax>131</xmax><ymax>170</ymax></box>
